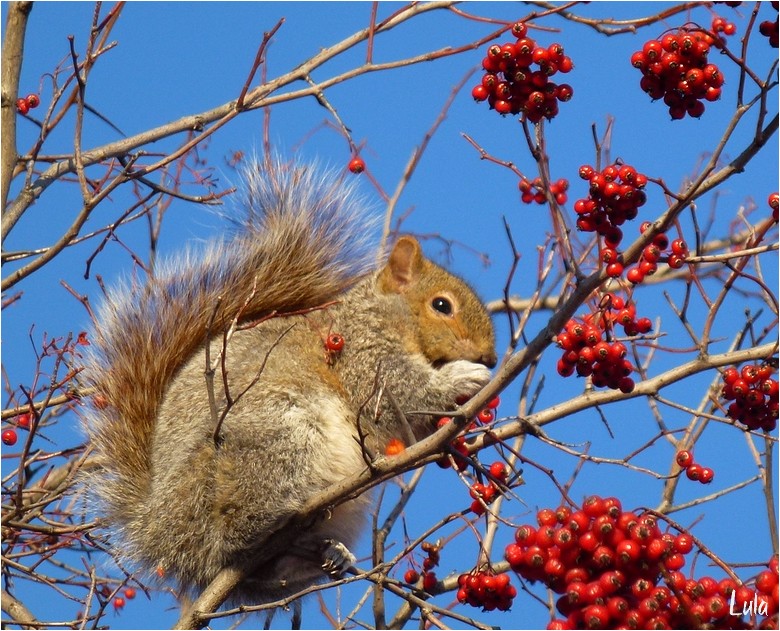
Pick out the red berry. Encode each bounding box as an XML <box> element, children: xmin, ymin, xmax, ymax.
<box><xmin>537</xmin><ymin>508</ymin><xmax>558</xmax><ymax>527</ymax></box>
<box><xmin>472</xmin><ymin>84</ymin><xmax>489</xmax><ymax>101</ymax></box>
<box><xmin>348</xmin><ymin>157</ymin><xmax>365</xmax><ymax>174</ymax></box>
<box><xmin>635</xmin><ymin>317</ymin><xmax>652</xmax><ymax>334</ymax></box>
<box><xmin>626</xmin><ymin>267</ymin><xmax>644</xmax><ymax>284</ymax></box>
<box><xmin>15</xmin><ymin>413</ymin><xmax>32</xmax><ymax>429</ymax></box>
<box><xmin>404</xmin><ymin>568</ymin><xmax>420</xmax><ymax>583</ymax></box>
<box><xmin>511</xmin><ymin>21</ymin><xmax>528</xmax><ymax>38</ymax></box>
<box><xmin>642</xmin><ymin>40</ymin><xmax>664</xmax><ymax>61</ymax></box>
<box><xmin>476</xmin><ymin>408</ymin><xmax>495</xmax><ymax>424</ymax></box>
<box><xmin>489</xmin><ymin>461</ymin><xmax>507</xmax><ymax>480</ymax></box>
<box><xmin>676</xmin><ymin>450</ymin><xmax>694</xmax><ymax>469</ymax></box>
<box><xmin>515</xmin><ymin>524</ymin><xmax>537</xmax><ymax>545</ymax></box>
<box><xmin>686</xmin><ymin>463</ymin><xmax>704</xmax><ymax>482</ymax></box>
<box><xmin>556</xmin><ymin>84</ymin><xmax>574</xmax><ymax>102</ymax></box>
<box><xmin>123</xmin><ymin>587</ymin><xmax>136</xmax><ymax>599</ymax></box>
<box><xmin>494</xmin><ymin>99</ymin><xmax>512</xmax><ymax>115</ymax></box>
<box><xmin>667</xmin><ymin>254</ymin><xmax>685</xmax><ymax>269</ymax></box>
<box><xmin>670</xmin><ymin>239</ymin><xmax>688</xmax><ymax>256</ymax></box>
<box><xmin>699</xmin><ymin>467</ymin><xmax>714</xmax><ymax>484</ymax></box>
<box><xmin>722</xmin><ymin>367</ymin><xmax>740</xmax><ymax>384</ymax></box>
<box><xmin>113</xmin><ymin>596</ymin><xmax>125</xmax><ymax>610</ymax></box>
<box><xmin>25</xmin><ymin>94</ymin><xmax>40</xmax><ymax>108</ymax></box>
<box><xmin>16</xmin><ymin>98</ymin><xmax>29</xmax><ymax>115</ymax></box>
<box><xmin>583</xmin><ymin>604</ymin><xmax>610</xmax><ymax>629</ymax></box>
<box><xmin>2</xmin><ymin>429</ymin><xmax>18</xmax><ymax>446</ymax></box>
<box><xmin>756</xmin><ymin>569</ymin><xmax>776</xmax><ymax>594</ymax></box>
<box><xmin>325</xmin><ymin>332</ymin><xmax>345</xmax><ymax>352</ymax></box>
<box><xmin>741</xmin><ymin>364</ymin><xmax>761</xmax><ymax>384</ymax></box>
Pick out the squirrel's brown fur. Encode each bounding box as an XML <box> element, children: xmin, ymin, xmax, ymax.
<box><xmin>82</xmin><ymin>158</ymin><xmax>496</xmax><ymax>604</ymax></box>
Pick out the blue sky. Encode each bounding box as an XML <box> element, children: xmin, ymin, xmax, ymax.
<box><xmin>2</xmin><ymin>2</ymin><xmax>778</xmax><ymax>629</ymax></box>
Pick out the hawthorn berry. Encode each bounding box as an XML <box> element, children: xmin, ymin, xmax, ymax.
<box><xmin>16</xmin><ymin>98</ymin><xmax>29</xmax><ymax>115</ymax></box>
<box><xmin>325</xmin><ymin>332</ymin><xmax>345</xmax><ymax>353</ymax></box>
<box><xmin>347</xmin><ymin>156</ymin><xmax>365</xmax><ymax>174</ymax></box>
<box><xmin>15</xmin><ymin>413</ymin><xmax>31</xmax><ymax>429</ymax></box>
<box><xmin>770</xmin><ymin>192</ymin><xmax>779</xmax><ymax>222</ymax></box>
<box><xmin>422</xmin><ymin>570</ymin><xmax>437</xmax><ymax>592</ymax></box>
<box><xmin>489</xmin><ymin>461</ymin><xmax>508</xmax><ymax>480</ymax></box>
<box><xmin>626</xmin><ymin>267</ymin><xmax>645</xmax><ymax>284</ymax></box>
<box><xmin>686</xmin><ymin>462</ymin><xmax>704</xmax><ymax>482</ymax></box>
<box><xmin>2</xmin><ymin>428</ymin><xmax>18</xmax><ymax>446</ymax></box>
<box><xmin>699</xmin><ymin>467</ymin><xmax>714</xmax><ymax>484</ymax></box>
<box><xmin>25</xmin><ymin>94</ymin><xmax>40</xmax><ymax>108</ymax></box>
<box><xmin>385</xmin><ymin>438</ymin><xmax>405</xmax><ymax>456</ymax></box>
<box><xmin>404</xmin><ymin>568</ymin><xmax>420</xmax><ymax>584</ymax></box>
<box><xmin>476</xmin><ymin>407</ymin><xmax>495</xmax><ymax>424</ymax></box>
<box><xmin>675</xmin><ymin>450</ymin><xmax>694</xmax><ymax>469</ymax></box>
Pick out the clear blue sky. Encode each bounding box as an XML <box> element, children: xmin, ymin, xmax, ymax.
<box><xmin>2</xmin><ymin>2</ymin><xmax>778</xmax><ymax>629</ymax></box>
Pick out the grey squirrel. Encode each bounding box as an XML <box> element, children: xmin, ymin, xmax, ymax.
<box><xmin>82</xmin><ymin>158</ymin><xmax>497</xmax><ymax>605</ymax></box>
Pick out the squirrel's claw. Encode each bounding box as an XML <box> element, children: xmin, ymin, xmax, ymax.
<box><xmin>320</xmin><ymin>538</ymin><xmax>356</xmax><ymax>578</ymax></box>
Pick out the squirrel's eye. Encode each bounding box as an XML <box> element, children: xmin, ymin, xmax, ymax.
<box><xmin>431</xmin><ymin>296</ymin><xmax>453</xmax><ymax>315</ymax></box>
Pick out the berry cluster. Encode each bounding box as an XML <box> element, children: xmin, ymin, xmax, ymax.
<box><xmin>15</xmin><ymin>93</ymin><xmax>40</xmax><ymax>115</ymax></box>
<box><xmin>469</xmin><ymin>460</ymin><xmax>509</xmax><ymax>516</ymax></box>
<box><xmin>504</xmin><ymin>496</ymin><xmax>779</xmax><ymax>629</ymax></box>
<box><xmin>2</xmin><ymin>412</ymin><xmax>32</xmax><ymax>446</ymax></box>
<box><xmin>101</xmin><ymin>585</ymin><xmax>136</xmax><ymax>612</ymax></box>
<box><xmin>675</xmin><ymin>450</ymin><xmax>714</xmax><ymax>484</ymax></box>
<box><xmin>436</xmin><ymin>396</ymin><xmax>501</xmax><ymax>471</ymax></box>
<box><xmin>471</xmin><ymin>21</ymin><xmax>573</xmax><ymax>122</ymax></box>
<box><xmin>419</xmin><ymin>541</ymin><xmax>441</xmax><ymax>593</ymax></box>
<box><xmin>556</xmin><ymin>293</ymin><xmax>652</xmax><ymax>393</ymax></box>
<box><xmin>402</xmin><ymin>543</ymin><xmax>443</xmax><ymax>593</ymax></box>
<box><xmin>721</xmin><ymin>364</ymin><xmax>778</xmax><ymax>432</ymax></box>
<box><xmin>626</xmin><ymin>222</ymin><xmax>690</xmax><ymax>285</ymax></box>
<box><xmin>457</xmin><ymin>569</ymin><xmax>517</xmax><ymax>611</ymax></box>
<box><xmin>711</xmin><ymin>15</ymin><xmax>737</xmax><ymax>37</ymax></box>
<box><xmin>631</xmin><ymin>28</ymin><xmax>725</xmax><ymax>119</ymax></box>
<box><xmin>519</xmin><ymin>177</ymin><xmax>569</xmax><ymax>205</ymax></box>
<box><xmin>759</xmin><ymin>6</ymin><xmax>779</xmax><ymax>49</ymax></box>
<box><xmin>574</xmin><ymin>163</ymin><xmax>648</xmax><ymax>243</ymax></box>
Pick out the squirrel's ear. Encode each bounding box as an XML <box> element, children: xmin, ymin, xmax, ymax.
<box><xmin>378</xmin><ymin>236</ymin><xmax>424</xmax><ymax>293</ymax></box>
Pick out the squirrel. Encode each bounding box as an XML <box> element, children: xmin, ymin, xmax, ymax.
<box><xmin>81</xmin><ymin>158</ymin><xmax>497</xmax><ymax>606</ymax></box>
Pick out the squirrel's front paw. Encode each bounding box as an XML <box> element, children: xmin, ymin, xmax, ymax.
<box><xmin>439</xmin><ymin>360</ymin><xmax>491</xmax><ymax>399</ymax></box>
<box><xmin>320</xmin><ymin>538</ymin><xmax>356</xmax><ymax>578</ymax></box>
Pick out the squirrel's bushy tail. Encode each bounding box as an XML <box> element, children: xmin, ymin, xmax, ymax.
<box><xmin>82</xmin><ymin>158</ymin><xmax>378</xmax><ymax>541</ymax></box>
